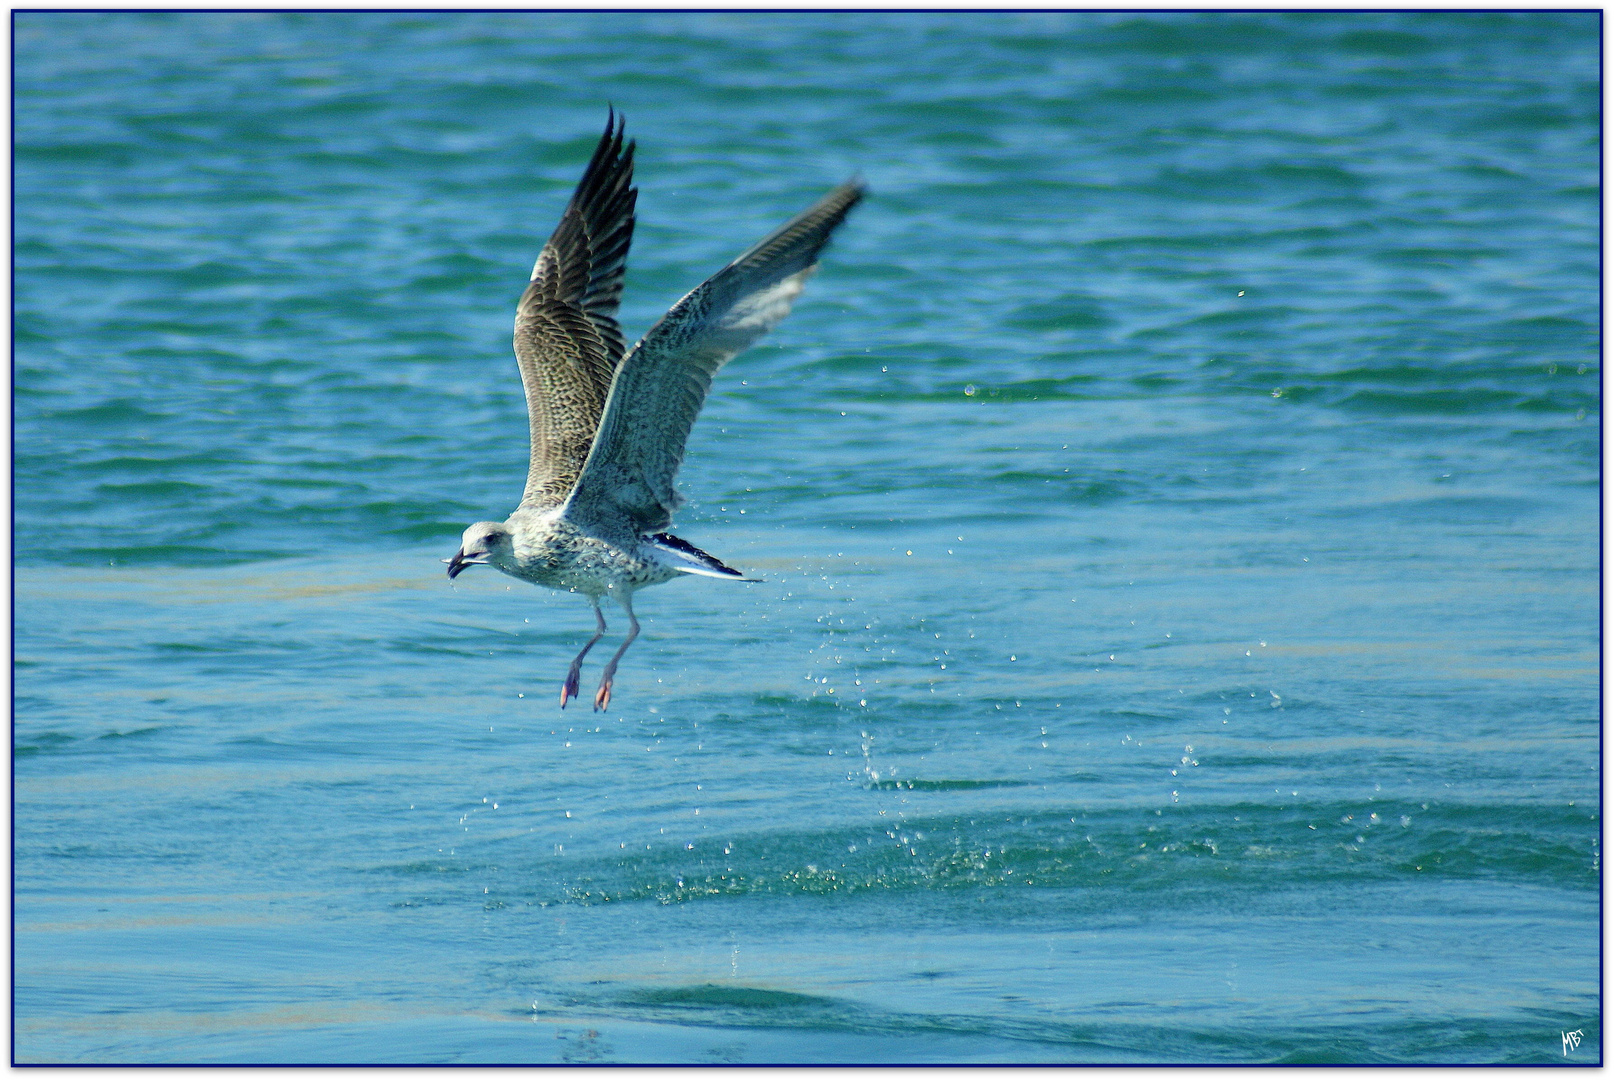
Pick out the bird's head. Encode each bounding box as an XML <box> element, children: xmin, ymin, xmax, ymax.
<box><xmin>447</xmin><ymin>521</ymin><xmax>513</xmax><ymax>579</ymax></box>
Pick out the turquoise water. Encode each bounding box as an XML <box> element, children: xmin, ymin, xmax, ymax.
<box><xmin>13</xmin><ymin>11</ymin><xmax>1600</xmax><ymax>1064</ymax></box>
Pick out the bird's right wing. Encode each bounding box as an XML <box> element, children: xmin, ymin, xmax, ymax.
<box><xmin>562</xmin><ymin>180</ymin><xmax>864</xmax><ymax>537</ymax></box>
<box><xmin>513</xmin><ymin>110</ymin><xmax>637</xmax><ymax>509</ymax></box>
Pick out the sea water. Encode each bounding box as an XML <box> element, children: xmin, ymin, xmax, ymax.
<box><xmin>13</xmin><ymin>11</ymin><xmax>1600</xmax><ymax>1064</ymax></box>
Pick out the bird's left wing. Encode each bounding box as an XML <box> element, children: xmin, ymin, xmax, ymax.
<box><xmin>562</xmin><ymin>180</ymin><xmax>864</xmax><ymax>537</ymax></box>
<box><xmin>514</xmin><ymin>111</ymin><xmax>637</xmax><ymax>510</ymax></box>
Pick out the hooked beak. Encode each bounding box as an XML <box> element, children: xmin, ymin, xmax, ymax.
<box><xmin>445</xmin><ymin>548</ymin><xmax>474</xmax><ymax>579</ymax></box>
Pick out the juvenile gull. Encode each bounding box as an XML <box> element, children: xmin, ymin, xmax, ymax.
<box><xmin>447</xmin><ymin>111</ymin><xmax>863</xmax><ymax>710</ymax></box>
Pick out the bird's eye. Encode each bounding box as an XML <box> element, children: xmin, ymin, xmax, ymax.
<box><xmin>484</xmin><ymin>534</ymin><xmax>500</xmax><ymax>546</ymax></box>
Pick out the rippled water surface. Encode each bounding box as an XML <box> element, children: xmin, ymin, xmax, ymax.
<box><xmin>13</xmin><ymin>11</ymin><xmax>1600</xmax><ymax>1064</ymax></box>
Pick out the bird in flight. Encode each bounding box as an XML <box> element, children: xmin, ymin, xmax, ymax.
<box><xmin>447</xmin><ymin>111</ymin><xmax>863</xmax><ymax>710</ymax></box>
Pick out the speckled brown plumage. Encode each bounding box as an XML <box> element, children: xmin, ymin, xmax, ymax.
<box><xmin>514</xmin><ymin>109</ymin><xmax>636</xmax><ymax>509</ymax></box>
<box><xmin>448</xmin><ymin>112</ymin><xmax>862</xmax><ymax>710</ymax></box>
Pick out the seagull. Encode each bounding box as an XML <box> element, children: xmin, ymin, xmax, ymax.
<box><xmin>447</xmin><ymin>111</ymin><xmax>863</xmax><ymax>710</ymax></box>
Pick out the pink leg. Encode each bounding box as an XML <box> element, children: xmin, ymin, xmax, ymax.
<box><xmin>561</xmin><ymin>600</ymin><xmax>607</xmax><ymax>709</ymax></box>
<box><xmin>593</xmin><ymin>595</ymin><xmax>640</xmax><ymax>712</ymax></box>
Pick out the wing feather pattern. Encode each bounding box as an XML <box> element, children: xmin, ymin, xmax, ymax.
<box><xmin>563</xmin><ymin>180</ymin><xmax>863</xmax><ymax>537</ymax></box>
<box><xmin>514</xmin><ymin>110</ymin><xmax>638</xmax><ymax>509</ymax></box>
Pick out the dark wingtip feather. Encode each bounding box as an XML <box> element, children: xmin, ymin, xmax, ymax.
<box><xmin>523</xmin><ymin>108</ymin><xmax>639</xmax><ymax>348</ymax></box>
<box><xmin>714</xmin><ymin>178</ymin><xmax>864</xmax><ymax>297</ymax></box>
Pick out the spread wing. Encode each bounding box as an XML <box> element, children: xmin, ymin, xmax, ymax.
<box><xmin>562</xmin><ymin>180</ymin><xmax>864</xmax><ymax>537</ymax></box>
<box><xmin>513</xmin><ymin>110</ymin><xmax>637</xmax><ymax>509</ymax></box>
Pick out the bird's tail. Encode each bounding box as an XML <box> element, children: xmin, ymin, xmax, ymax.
<box><xmin>645</xmin><ymin>533</ymin><xmax>759</xmax><ymax>581</ymax></box>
